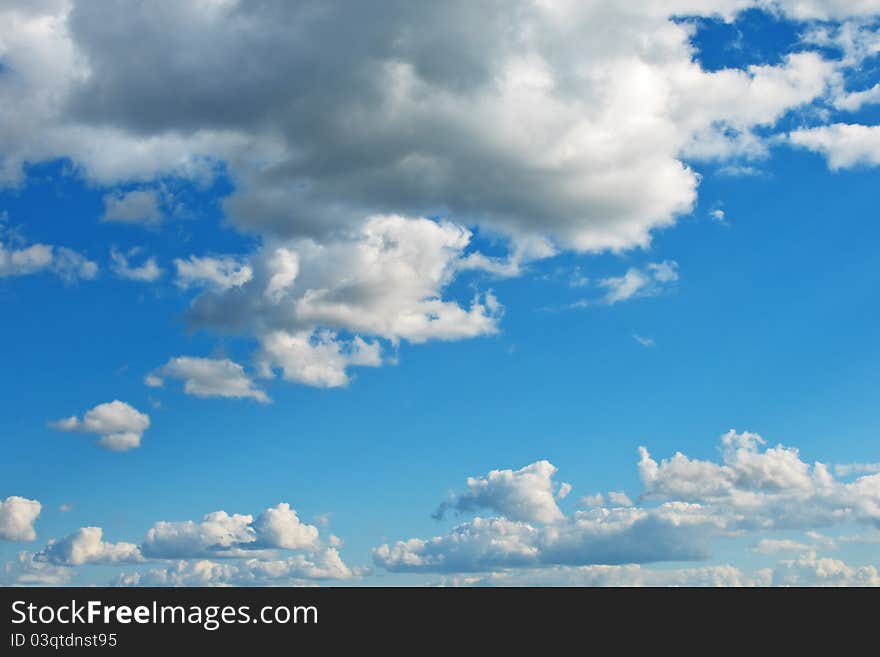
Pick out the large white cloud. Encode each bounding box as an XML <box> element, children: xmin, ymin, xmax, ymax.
<box><xmin>4</xmin><ymin>1</ymin><xmax>875</xmax><ymax>386</ymax></box>
<box><xmin>51</xmin><ymin>400</ymin><xmax>150</xmax><ymax>451</ymax></box>
<box><xmin>0</xmin><ymin>496</ymin><xmax>41</xmax><ymax>541</ymax></box>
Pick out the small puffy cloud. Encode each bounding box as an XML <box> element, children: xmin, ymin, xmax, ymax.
<box><xmin>709</xmin><ymin>209</ymin><xmax>726</xmax><ymax>223</ymax></box>
<box><xmin>632</xmin><ymin>334</ymin><xmax>655</xmax><ymax>347</ymax></box>
<box><xmin>38</xmin><ymin>527</ymin><xmax>143</xmax><ymax>565</ymax></box>
<box><xmin>788</xmin><ymin>123</ymin><xmax>880</xmax><ymax>169</ymax></box>
<box><xmin>102</xmin><ymin>189</ymin><xmax>162</xmax><ymax>225</ymax></box>
<box><xmin>253</xmin><ymin>503</ymin><xmax>320</xmax><ymax>550</ymax></box>
<box><xmin>174</xmin><ymin>255</ymin><xmax>253</xmax><ymax>290</ymax></box>
<box><xmin>598</xmin><ymin>260</ymin><xmax>678</xmax><ymax>304</ymax></box>
<box><xmin>374</xmin><ymin>429</ymin><xmax>880</xmax><ymax>577</ymax></box>
<box><xmin>110</xmin><ymin>247</ymin><xmax>162</xmax><ymax>282</ymax></box>
<box><xmin>58</xmin><ymin>504</ymin><xmax>74</xmax><ymax>513</ymax></box>
<box><xmin>146</xmin><ymin>356</ymin><xmax>268</xmax><ymax>402</ymax></box>
<box><xmin>50</xmin><ymin>400</ymin><xmax>150</xmax><ymax>451</ymax></box>
<box><xmin>433</xmin><ymin>460</ymin><xmax>566</xmax><ymax>524</ymax></box>
<box><xmin>0</xmin><ymin>496</ymin><xmax>41</xmax><ymax>541</ymax></box>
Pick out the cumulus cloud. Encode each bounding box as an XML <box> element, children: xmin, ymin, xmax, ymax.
<box><xmin>141</xmin><ymin>503</ymin><xmax>323</xmax><ymax>559</ymax></box>
<box><xmin>106</xmin><ymin>502</ymin><xmax>354</xmax><ymax>584</ymax></box>
<box><xmin>38</xmin><ymin>526</ymin><xmax>142</xmax><ymax>565</ymax></box>
<box><xmin>146</xmin><ymin>356</ymin><xmax>268</xmax><ymax>402</ymax></box>
<box><xmin>141</xmin><ymin>510</ymin><xmax>256</xmax><ymax>559</ymax></box>
<box><xmin>110</xmin><ymin>247</ymin><xmax>162</xmax><ymax>282</ymax></box>
<box><xmin>433</xmin><ymin>461</ymin><xmax>567</xmax><ymax>524</ymax></box>
<box><xmin>3</xmin><ymin>1</ymin><xmax>871</xmax><ymax>387</ymax></box>
<box><xmin>50</xmin><ymin>400</ymin><xmax>150</xmax><ymax>451</ymax></box>
<box><xmin>188</xmin><ymin>215</ymin><xmax>500</xmax><ymax>387</ymax></box>
<box><xmin>253</xmin><ymin>503</ymin><xmax>320</xmax><ymax>550</ymax></box>
<box><xmin>374</xmin><ymin>429</ymin><xmax>880</xmax><ymax>575</ymax></box>
<box><xmin>0</xmin><ymin>496</ymin><xmax>42</xmax><ymax>541</ymax></box>
<box><xmin>33</xmin><ymin>1</ymin><xmax>838</xmax><ymax>252</ymax></box>
<box><xmin>102</xmin><ymin>189</ymin><xmax>162</xmax><ymax>225</ymax></box>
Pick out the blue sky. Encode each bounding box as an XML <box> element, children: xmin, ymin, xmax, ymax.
<box><xmin>2</xmin><ymin>1</ymin><xmax>880</xmax><ymax>586</ymax></box>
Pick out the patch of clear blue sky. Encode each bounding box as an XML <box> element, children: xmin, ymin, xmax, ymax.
<box><xmin>1</xmin><ymin>11</ymin><xmax>879</xmax><ymax>583</ymax></box>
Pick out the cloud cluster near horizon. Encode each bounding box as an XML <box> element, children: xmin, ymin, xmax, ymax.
<box><xmin>6</xmin><ymin>429</ymin><xmax>880</xmax><ymax>586</ymax></box>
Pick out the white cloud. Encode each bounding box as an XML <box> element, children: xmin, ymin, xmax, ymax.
<box><xmin>140</xmin><ymin>503</ymin><xmax>326</xmax><ymax>559</ymax></box>
<box><xmin>0</xmin><ymin>1</ymin><xmax>849</xmax><ymax>253</ymax></box>
<box><xmin>186</xmin><ymin>215</ymin><xmax>499</xmax><ymax>387</ymax></box>
<box><xmin>0</xmin><ymin>496</ymin><xmax>42</xmax><ymax>541</ymax></box>
<box><xmin>771</xmin><ymin>551</ymin><xmax>880</xmax><ymax>586</ymax></box>
<box><xmin>598</xmin><ymin>260</ymin><xmax>679</xmax><ymax>304</ymax></box>
<box><xmin>253</xmin><ymin>503</ymin><xmax>320</xmax><ymax>550</ymax></box>
<box><xmin>257</xmin><ymin>331</ymin><xmax>382</xmax><ymax>388</ymax></box>
<box><xmin>2</xmin><ymin>1</ymin><xmax>868</xmax><ymax>389</ymax></box>
<box><xmin>374</xmin><ymin>429</ymin><xmax>880</xmax><ymax>575</ymax></box>
<box><xmin>38</xmin><ymin>526</ymin><xmax>143</xmax><ymax>565</ymax></box>
<box><xmin>141</xmin><ymin>510</ymin><xmax>256</xmax><ymax>559</ymax></box>
<box><xmin>51</xmin><ymin>400</ymin><xmax>150</xmax><ymax>451</ymax></box>
<box><xmin>102</xmin><ymin>189</ymin><xmax>162</xmax><ymax>225</ymax></box>
<box><xmin>115</xmin><ymin>548</ymin><xmax>357</xmax><ymax>586</ymax></box>
<box><xmin>110</xmin><ymin>247</ymin><xmax>162</xmax><ymax>282</ymax></box>
<box><xmin>632</xmin><ymin>334</ymin><xmax>655</xmax><ymax>347</ymax></box>
<box><xmin>174</xmin><ymin>254</ymin><xmax>253</xmax><ymax>291</ymax></box>
<box><xmin>789</xmin><ymin>123</ymin><xmax>880</xmax><ymax>169</ymax></box>
<box><xmin>433</xmin><ymin>460</ymin><xmax>566</xmax><ymax>524</ymax></box>
<box><xmin>146</xmin><ymin>356</ymin><xmax>268</xmax><ymax>402</ymax></box>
